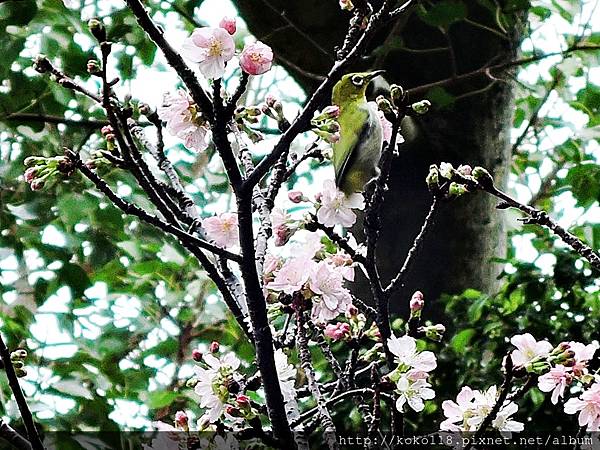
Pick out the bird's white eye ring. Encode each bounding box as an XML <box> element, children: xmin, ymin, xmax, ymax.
<box><xmin>351</xmin><ymin>75</ymin><xmax>364</xmax><ymax>86</ymax></box>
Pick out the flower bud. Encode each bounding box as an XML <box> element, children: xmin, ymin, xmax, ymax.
<box><xmin>472</xmin><ymin>166</ymin><xmax>494</xmax><ymax>189</ymax></box>
<box><xmin>457</xmin><ymin>164</ymin><xmax>472</xmax><ymax>176</ymax></box>
<box><xmin>192</xmin><ymin>349</ymin><xmax>203</xmax><ymax>362</ymax></box>
<box><xmin>324</xmin><ymin>322</ymin><xmax>351</xmax><ymax>341</ymax></box>
<box><xmin>15</xmin><ymin>368</ymin><xmax>27</xmax><ymax>378</ymax></box>
<box><xmin>264</xmin><ymin>93</ymin><xmax>278</xmax><ymax>108</ymax></box>
<box><xmin>209</xmin><ymin>341</ymin><xmax>220</xmax><ymax>353</ymax></box>
<box><xmin>138</xmin><ymin>103</ymin><xmax>151</xmax><ymax>116</ymax></box>
<box><xmin>185</xmin><ymin>378</ymin><xmax>198</xmax><ymax>388</ymax></box>
<box><xmin>364</xmin><ymin>322</ymin><xmax>381</xmax><ymax>341</ymax></box>
<box><xmin>12</xmin><ymin>361</ymin><xmax>24</xmax><ymax>369</ymax></box>
<box><xmin>88</xmin><ymin>18</ymin><xmax>106</xmax><ymax>42</ymax></box>
<box><xmin>174</xmin><ymin>411</ymin><xmax>188</xmax><ymax>428</ymax></box>
<box><xmin>287</xmin><ymin>191</ymin><xmax>305</xmax><ymax>204</ymax></box>
<box><xmin>390</xmin><ymin>84</ymin><xmax>405</xmax><ymax>105</ymax></box>
<box><xmin>418</xmin><ymin>324</ymin><xmax>445</xmax><ymax>342</ymax></box>
<box><xmin>448</xmin><ymin>182</ymin><xmax>468</xmax><ymax>198</ymax></box>
<box><xmin>30</xmin><ymin>179</ymin><xmax>45</xmax><ymax>191</ymax></box>
<box><xmin>426</xmin><ymin>165</ymin><xmax>439</xmax><ymax>191</ymax></box>
<box><xmin>219</xmin><ymin>17</ymin><xmax>237</xmax><ymax>35</ymax></box>
<box><xmin>87</xmin><ymin>60</ymin><xmax>101</xmax><ymax>75</ymax></box>
<box><xmin>409</xmin><ymin>291</ymin><xmax>424</xmax><ymax>313</ymax></box>
<box><xmin>411</xmin><ymin>100</ymin><xmax>431</xmax><ymax>115</ymax></box>
<box><xmin>345</xmin><ymin>304</ymin><xmax>359</xmax><ymax>318</ymax></box>
<box><xmin>225</xmin><ymin>405</ymin><xmax>241</xmax><ymax>417</ymax></box>
<box><xmin>24</xmin><ymin>167</ymin><xmax>39</xmax><ymax>183</ymax></box>
<box><xmin>376</xmin><ymin>95</ymin><xmax>393</xmax><ymax>115</ymax></box>
<box><xmin>322</xmin><ymin>105</ymin><xmax>340</xmax><ymax>119</ymax></box>
<box><xmin>438</xmin><ymin>162</ymin><xmax>455</xmax><ymax>180</ymax></box>
<box><xmin>10</xmin><ymin>349</ymin><xmax>27</xmax><ymax>361</ymax></box>
<box><xmin>235</xmin><ymin>394</ymin><xmax>251</xmax><ymax>408</ymax></box>
<box><xmin>339</xmin><ymin>0</ymin><xmax>355</xmax><ymax>11</ymax></box>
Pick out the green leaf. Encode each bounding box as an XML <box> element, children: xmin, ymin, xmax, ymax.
<box><xmin>146</xmin><ymin>391</ymin><xmax>179</xmax><ymax>409</ymax></box>
<box><xmin>451</xmin><ymin>328</ymin><xmax>476</xmax><ymax>353</ymax></box>
<box><xmin>566</xmin><ymin>164</ymin><xmax>600</xmax><ymax>208</ymax></box>
<box><xmin>418</xmin><ymin>0</ymin><xmax>468</xmax><ymax>28</ymax></box>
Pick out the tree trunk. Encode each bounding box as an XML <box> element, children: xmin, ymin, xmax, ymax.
<box><xmin>234</xmin><ymin>0</ymin><xmax>522</xmax><ymax>313</ymax></box>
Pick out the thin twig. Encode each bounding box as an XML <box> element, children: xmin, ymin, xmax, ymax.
<box><xmin>385</xmin><ymin>196</ymin><xmax>439</xmax><ymax>296</ymax></box>
<box><xmin>296</xmin><ymin>312</ymin><xmax>339</xmax><ymax>450</ymax></box>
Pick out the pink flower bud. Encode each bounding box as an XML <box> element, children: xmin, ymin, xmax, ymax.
<box><xmin>345</xmin><ymin>304</ymin><xmax>358</xmax><ymax>318</ymax></box>
<box><xmin>30</xmin><ymin>179</ymin><xmax>45</xmax><ymax>191</ymax></box>
<box><xmin>328</xmin><ymin>132</ymin><xmax>340</xmax><ymax>143</ymax></box>
<box><xmin>219</xmin><ymin>17</ymin><xmax>236</xmax><ymax>35</ymax></box>
<box><xmin>322</xmin><ymin>105</ymin><xmax>340</xmax><ymax>118</ymax></box>
<box><xmin>410</xmin><ymin>291</ymin><xmax>424</xmax><ymax>312</ymax></box>
<box><xmin>240</xmin><ymin>41</ymin><xmax>273</xmax><ymax>76</ymax></box>
<box><xmin>225</xmin><ymin>405</ymin><xmax>237</xmax><ymax>415</ymax></box>
<box><xmin>274</xmin><ymin>224</ymin><xmax>292</xmax><ymax>247</ymax></box>
<box><xmin>209</xmin><ymin>341</ymin><xmax>220</xmax><ymax>353</ymax></box>
<box><xmin>265</xmin><ymin>93</ymin><xmax>278</xmax><ymax>108</ymax></box>
<box><xmin>192</xmin><ymin>349</ymin><xmax>203</xmax><ymax>362</ymax></box>
<box><xmin>324</xmin><ymin>322</ymin><xmax>351</xmax><ymax>341</ymax></box>
<box><xmin>24</xmin><ymin>167</ymin><xmax>38</xmax><ymax>183</ymax></box>
<box><xmin>174</xmin><ymin>410</ymin><xmax>188</xmax><ymax>427</ymax></box>
<box><xmin>315</xmin><ymin>192</ymin><xmax>323</xmax><ymax>203</ymax></box>
<box><xmin>288</xmin><ymin>191</ymin><xmax>304</xmax><ymax>204</ymax></box>
<box><xmin>235</xmin><ymin>394</ymin><xmax>251</xmax><ymax>407</ymax></box>
<box><xmin>339</xmin><ymin>0</ymin><xmax>354</xmax><ymax>11</ymax></box>
<box><xmin>457</xmin><ymin>164</ymin><xmax>472</xmax><ymax>176</ymax></box>
<box><xmin>101</xmin><ymin>125</ymin><xmax>113</xmax><ymax>136</ymax></box>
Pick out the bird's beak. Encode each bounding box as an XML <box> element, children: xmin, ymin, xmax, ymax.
<box><xmin>366</xmin><ymin>70</ymin><xmax>386</xmax><ymax>81</ymax></box>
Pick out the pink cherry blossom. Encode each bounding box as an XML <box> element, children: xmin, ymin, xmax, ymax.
<box><xmin>158</xmin><ymin>90</ymin><xmax>210</xmax><ymax>152</ymax></box>
<box><xmin>271</xmin><ymin>208</ymin><xmax>294</xmax><ymax>246</ymax></box>
<box><xmin>203</xmin><ymin>213</ymin><xmax>239</xmax><ymax>248</ymax></box>
<box><xmin>570</xmin><ymin>341</ymin><xmax>598</xmax><ymax>377</ymax></box>
<box><xmin>219</xmin><ymin>17</ymin><xmax>236</xmax><ymax>35</ymax></box>
<box><xmin>309</xmin><ymin>261</ymin><xmax>353</xmax><ymax>323</ymax></box>
<box><xmin>317</xmin><ymin>179</ymin><xmax>364</xmax><ymax>228</ymax></box>
<box><xmin>324</xmin><ymin>322</ymin><xmax>351</xmax><ymax>341</ymax></box>
<box><xmin>538</xmin><ymin>365</ymin><xmax>572</xmax><ymax>404</ymax></box>
<box><xmin>327</xmin><ymin>251</ymin><xmax>355</xmax><ymax>281</ymax></box>
<box><xmin>240</xmin><ymin>41</ymin><xmax>273</xmax><ymax>76</ymax></box>
<box><xmin>510</xmin><ymin>333</ymin><xmax>553</xmax><ymax>367</ymax></box>
<box><xmin>182</xmin><ymin>27</ymin><xmax>235</xmax><ymax>79</ymax></box>
<box><xmin>565</xmin><ymin>383</ymin><xmax>600</xmax><ymax>431</ymax></box>
<box><xmin>267</xmin><ymin>257</ymin><xmax>314</xmax><ymax>295</ymax></box>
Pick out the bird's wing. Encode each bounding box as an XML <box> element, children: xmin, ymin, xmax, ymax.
<box><xmin>333</xmin><ymin>105</ymin><xmax>369</xmax><ymax>187</ymax></box>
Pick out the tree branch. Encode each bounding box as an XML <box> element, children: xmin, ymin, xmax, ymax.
<box><xmin>0</xmin><ymin>336</ymin><xmax>44</xmax><ymax>450</ymax></box>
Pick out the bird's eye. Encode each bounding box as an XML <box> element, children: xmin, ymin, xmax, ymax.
<box><xmin>351</xmin><ymin>75</ymin><xmax>364</xmax><ymax>86</ymax></box>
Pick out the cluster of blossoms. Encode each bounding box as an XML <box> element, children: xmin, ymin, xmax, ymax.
<box><xmin>186</xmin><ymin>342</ymin><xmax>299</xmax><ymax>429</ymax></box>
<box><xmin>387</xmin><ymin>334</ymin><xmax>437</xmax><ymax>413</ymax></box>
<box><xmin>441</xmin><ymin>385</ymin><xmax>524</xmax><ymax>432</ymax></box>
<box><xmin>509</xmin><ymin>333</ymin><xmax>599</xmax><ymax>429</ymax></box>
<box><xmin>440</xmin><ymin>333</ymin><xmax>599</xmax><ymax>434</ymax></box>
<box><xmin>265</xmin><ymin>232</ymin><xmax>356</xmax><ymax>323</ymax></box>
<box><xmin>158</xmin><ymin>17</ymin><xmax>273</xmax><ymax>151</ymax></box>
<box><xmin>181</xmin><ymin>17</ymin><xmax>273</xmax><ymax>79</ymax></box>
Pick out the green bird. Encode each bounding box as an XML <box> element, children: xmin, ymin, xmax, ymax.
<box><xmin>332</xmin><ymin>70</ymin><xmax>385</xmax><ymax>195</ymax></box>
